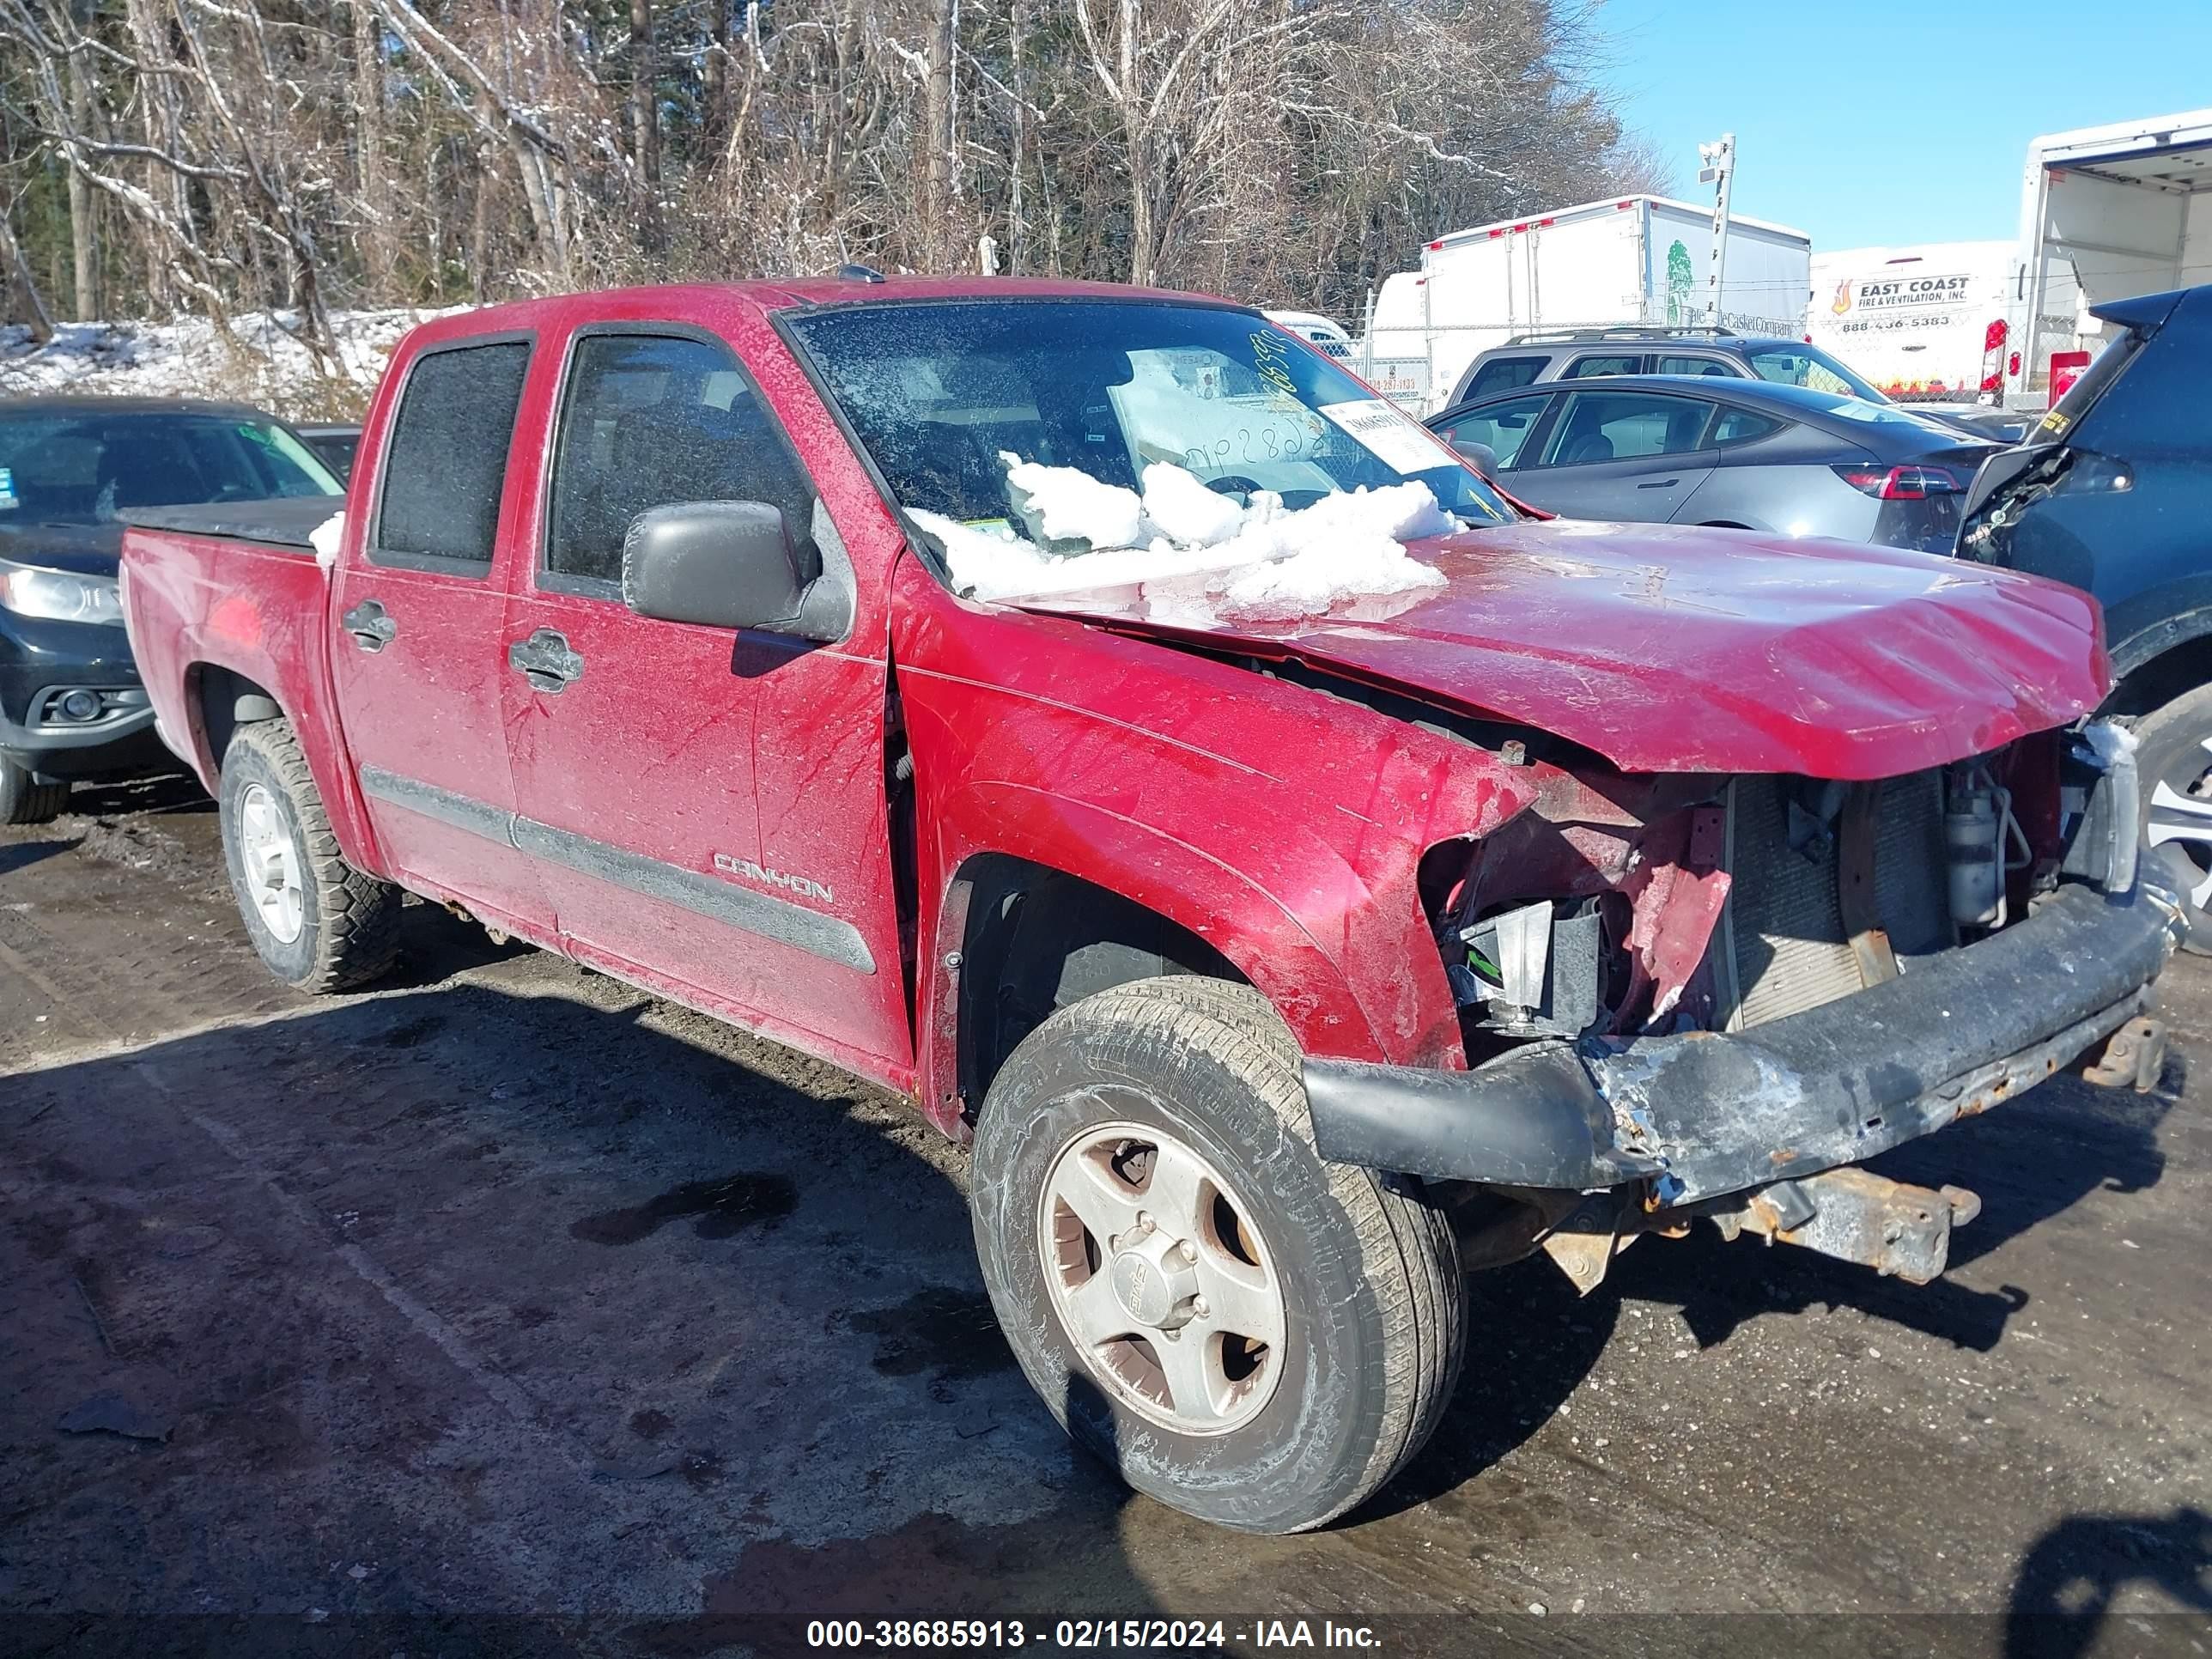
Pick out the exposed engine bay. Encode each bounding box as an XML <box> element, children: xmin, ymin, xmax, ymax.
<box><xmin>1421</xmin><ymin>731</ymin><xmax>2102</xmax><ymax>1062</ymax></box>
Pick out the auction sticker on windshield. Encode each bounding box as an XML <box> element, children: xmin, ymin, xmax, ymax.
<box><xmin>1320</xmin><ymin>398</ymin><xmax>1451</xmax><ymax>476</ymax></box>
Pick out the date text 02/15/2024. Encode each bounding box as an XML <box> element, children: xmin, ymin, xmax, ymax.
<box><xmin>805</xmin><ymin>1620</ymin><xmax>1383</xmax><ymax>1650</ymax></box>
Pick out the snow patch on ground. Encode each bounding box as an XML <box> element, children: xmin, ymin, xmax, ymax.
<box><xmin>0</xmin><ymin>307</ymin><xmax>463</xmax><ymax>420</ymax></box>
<box><xmin>919</xmin><ymin>458</ymin><xmax>1452</xmax><ymax>621</ymax></box>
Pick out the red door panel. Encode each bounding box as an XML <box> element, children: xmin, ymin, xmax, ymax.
<box><xmin>329</xmin><ymin>334</ymin><xmax>542</xmax><ymax>929</ymax></box>
<box><xmin>329</xmin><ymin>564</ymin><xmax>539</xmax><ymax>926</ymax></box>
<box><xmin>500</xmin><ymin>598</ymin><xmax>908</xmax><ymax>1073</ymax></box>
<box><xmin>495</xmin><ymin>321</ymin><xmax>911</xmax><ymax>1084</ymax></box>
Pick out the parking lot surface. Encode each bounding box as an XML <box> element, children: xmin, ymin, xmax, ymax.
<box><xmin>3</xmin><ymin>779</ymin><xmax>2209</xmax><ymax>1656</ymax></box>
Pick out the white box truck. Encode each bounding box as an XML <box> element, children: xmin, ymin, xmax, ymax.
<box><xmin>1356</xmin><ymin>195</ymin><xmax>1811</xmax><ymax>412</ymax></box>
<box><xmin>2006</xmin><ymin>108</ymin><xmax>2212</xmax><ymax>405</ymax></box>
<box><xmin>1807</xmin><ymin>241</ymin><xmax>2020</xmax><ymax>402</ymax></box>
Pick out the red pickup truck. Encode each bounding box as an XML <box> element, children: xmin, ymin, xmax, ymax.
<box><xmin>120</xmin><ymin>276</ymin><xmax>2179</xmax><ymax>1534</ymax></box>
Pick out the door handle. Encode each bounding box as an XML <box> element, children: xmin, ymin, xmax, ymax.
<box><xmin>508</xmin><ymin>628</ymin><xmax>585</xmax><ymax>695</ymax></box>
<box><xmin>1636</xmin><ymin>477</ymin><xmax>1681</xmax><ymax>489</ymax></box>
<box><xmin>342</xmin><ymin>598</ymin><xmax>397</xmax><ymax>651</ymax></box>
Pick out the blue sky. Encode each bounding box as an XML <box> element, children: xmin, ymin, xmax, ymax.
<box><xmin>1597</xmin><ymin>0</ymin><xmax>2212</xmax><ymax>252</ymax></box>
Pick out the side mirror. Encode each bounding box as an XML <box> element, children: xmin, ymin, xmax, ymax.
<box><xmin>1454</xmin><ymin>439</ymin><xmax>1500</xmax><ymax>476</ymax></box>
<box><xmin>622</xmin><ymin>501</ymin><xmax>834</xmax><ymax>637</ymax></box>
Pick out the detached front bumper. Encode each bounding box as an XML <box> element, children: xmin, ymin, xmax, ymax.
<box><xmin>1305</xmin><ymin>877</ymin><xmax>2183</xmax><ymax>1215</ymax></box>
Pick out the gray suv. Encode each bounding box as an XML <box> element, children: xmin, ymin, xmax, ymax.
<box><xmin>1452</xmin><ymin>327</ymin><xmax>1896</xmax><ymax>407</ymax></box>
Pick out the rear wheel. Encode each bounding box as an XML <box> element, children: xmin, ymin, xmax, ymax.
<box><xmin>218</xmin><ymin>720</ymin><xmax>403</xmax><ymax>991</ymax></box>
<box><xmin>2136</xmin><ymin>684</ymin><xmax>2212</xmax><ymax>954</ymax></box>
<box><xmin>969</xmin><ymin>977</ymin><xmax>1463</xmax><ymax>1534</ymax></box>
<box><xmin>0</xmin><ymin>754</ymin><xmax>70</xmax><ymax>826</ymax></box>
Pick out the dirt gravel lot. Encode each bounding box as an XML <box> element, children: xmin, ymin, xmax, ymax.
<box><xmin>3</xmin><ymin>777</ymin><xmax>2209</xmax><ymax>1657</ymax></box>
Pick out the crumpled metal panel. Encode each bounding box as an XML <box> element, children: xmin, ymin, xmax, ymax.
<box><xmin>1024</xmin><ymin>517</ymin><xmax>2110</xmax><ymax>781</ymax></box>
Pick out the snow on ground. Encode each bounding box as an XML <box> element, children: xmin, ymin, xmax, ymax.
<box><xmin>0</xmin><ymin>307</ymin><xmax>461</xmax><ymax>420</ymax></box>
<box><xmin>917</xmin><ymin>457</ymin><xmax>1452</xmax><ymax>621</ymax></box>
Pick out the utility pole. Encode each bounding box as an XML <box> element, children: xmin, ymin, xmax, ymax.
<box><xmin>1698</xmin><ymin>132</ymin><xmax>1735</xmax><ymax>329</ymax></box>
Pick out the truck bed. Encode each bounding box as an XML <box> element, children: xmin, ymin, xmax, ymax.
<box><xmin>119</xmin><ymin>516</ymin><xmax>368</xmax><ymax>863</ymax></box>
<box><xmin>121</xmin><ymin>497</ymin><xmax>340</xmax><ymax>551</ymax></box>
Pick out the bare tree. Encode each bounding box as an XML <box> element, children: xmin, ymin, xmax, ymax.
<box><xmin>0</xmin><ymin>0</ymin><xmax>1656</xmax><ymax>345</ymax></box>
<box><xmin>354</xmin><ymin>0</ymin><xmax>392</xmax><ymax>290</ymax></box>
<box><xmin>61</xmin><ymin>14</ymin><xmax>94</xmax><ymax>316</ymax></box>
<box><xmin>629</xmin><ymin>0</ymin><xmax>660</xmax><ymax>247</ymax></box>
<box><xmin>2</xmin><ymin>184</ymin><xmax>55</xmax><ymax>337</ymax></box>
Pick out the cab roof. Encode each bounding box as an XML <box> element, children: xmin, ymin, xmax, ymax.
<box><xmin>400</xmin><ymin>276</ymin><xmax>1252</xmax><ymax>348</ymax></box>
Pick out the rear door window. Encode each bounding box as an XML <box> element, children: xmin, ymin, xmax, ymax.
<box><xmin>1536</xmin><ymin>391</ymin><xmax>1717</xmax><ymax>467</ymax></box>
<box><xmin>1561</xmin><ymin>354</ymin><xmax>1643</xmax><ymax>380</ymax></box>
<box><xmin>545</xmin><ymin>331</ymin><xmax>818</xmax><ymax>586</ymax></box>
<box><xmin>1656</xmin><ymin>355</ymin><xmax>1741</xmax><ymax>379</ymax></box>
<box><xmin>1433</xmin><ymin>394</ymin><xmax>1552</xmax><ymax>468</ymax></box>
<box><xmin>1711</xmin><ymin>407</ymin><xmax>1786</xmax><ymax>446</ymax></box>
<box><xmin>374</xmin><ymin>339</ymin><xmax>532</xmax><ymax>571</ymax></box>
<box><xmin>1741</xmin><ymin>343</ymin><xmax>1883</xmax><ymax>401</ymax></box>
<box><xmin>1464</xmin><ymin>356</ymin><xmax>1547</xmax><ymax>398</ymax></box>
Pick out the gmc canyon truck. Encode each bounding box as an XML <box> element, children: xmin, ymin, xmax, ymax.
<box><xmin>119</xmin><ymin>277</ymin><xmax>2180</xmax><ymax>1535</ymax></box>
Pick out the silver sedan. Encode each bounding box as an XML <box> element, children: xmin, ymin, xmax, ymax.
<box><xmin>1426</xmin><ymin>374</ymin><xmax>1998</xmax><ymax>552</ymax></box>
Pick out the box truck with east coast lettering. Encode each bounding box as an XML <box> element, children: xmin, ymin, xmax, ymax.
<box><xmin>1807</xmin><ymin>241</ymin><xmax>2029</xmax><ymax>404</ymax></box>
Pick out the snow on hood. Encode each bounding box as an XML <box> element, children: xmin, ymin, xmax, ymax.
<box><xmin>1014</xmin><ymin>518</ymin><xmax>2113</xmax><ymax>781</ymax></box>
<box><xmin>912</xmin><ymin>456</ymin><xmax>1450</xmax><ymax>619</ymax></box>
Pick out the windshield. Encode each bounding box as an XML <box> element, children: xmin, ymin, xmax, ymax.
<box><xmin>0</xmin><ymin>410</ymin><xmax>342</xmax><ymax>527</ymax></box>
<box><xmin>787</xmin><ymin>300</ymin><xmax>1516</xmax><ymax>542</ymax></box>
<box><xmin>1743</xmin><ymin>343</ymin><xmax>1888</xmax><ymax>404</ymax></box>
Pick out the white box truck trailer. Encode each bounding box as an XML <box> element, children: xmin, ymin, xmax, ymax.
<box><xmin>2006</xmin><ymin>108</ymin><xmax>2212</xmax><ymax>405</ymax></box>
<box><xmin>1356</xmin><ymin>195</ymin><xmax>1811</xmax><ymax>413</ymax></box>
<box><xmin>1807</xmin><ymin>241</ymin><xmax>2021</xmax><ymax>402</ymax></box>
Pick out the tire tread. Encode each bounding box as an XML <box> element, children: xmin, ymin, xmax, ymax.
<box><xmin>225</xmin><ymin>720</ymin><xmax>402</xmax><ymax>992</ymax></box>
<box><xmin>1011</xmin><ymin>975</ymin><xmax>1462</xmax><ymax>1531</ymax></box>
<box><xmin>0</xmin><ymin>757</ymin><xmax>70</xmax><ymax>826</ymax></box>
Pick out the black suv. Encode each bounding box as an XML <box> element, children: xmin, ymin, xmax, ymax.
<box><xmin>0</xmin><ymin>396</ymin><xmax>343</xmax><ymax>823</ymax></box>
<box><xmin>1956</xmin><ymin>283</ymin><xmax>2212</xmax><ymax>942</ymax></box>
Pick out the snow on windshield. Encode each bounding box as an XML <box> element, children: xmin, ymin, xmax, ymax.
<box><xmin>912</xmin><ymin>453</ymin><xmax>1452</xmax><ymax>612</ymax></box>
<box><xmin>784</xmin><ymin>298</ymin><xmax>1514</xmax><ymax>620</ymax></box>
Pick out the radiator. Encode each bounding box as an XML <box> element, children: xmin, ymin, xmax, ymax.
<box><xmin>1720</xmin><ymin>773</ymin><xmax>1954</xmax><ymax>1033</ymax></box>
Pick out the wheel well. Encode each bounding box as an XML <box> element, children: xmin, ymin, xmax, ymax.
<box><xmin>2106</xmin><ymin>633</ymin><xmax>2212</xmax><ymax>720</ymax></box>
<box><xmin>956</xmin><ymin>855</ymin><xmax>1245</xmax><ymax>1115</ymax></box>
<box><xmin>191</xmin><ymin>665</ymin><xmax>284</xmax><ymax>774</ymax></box>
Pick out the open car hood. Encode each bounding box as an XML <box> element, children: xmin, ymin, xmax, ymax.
<box><xmin>1014</xmin><ymin>519</ymin><xmax>2109</xmax><ymax>780</ymax></box>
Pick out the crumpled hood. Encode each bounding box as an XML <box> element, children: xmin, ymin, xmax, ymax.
<box><xmin>1018</xmin><ymin>519</ymin><xmax>2109</xmax><ymax>779</ymax></box>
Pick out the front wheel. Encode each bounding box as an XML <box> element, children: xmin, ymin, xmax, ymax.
<box><xmin>0</xmin><ymin>754</ymin><xmax>70</xmax><ymax>825</ymax></box>
<box><xmin>2136</xmin><ymin>684</ymin><xmax>2212</xmax><ymax>953</ymax></box>
<box><xmin>969</xmin><ymin>977</ymin><xmax>1463</xmax><ymax>1534</ymax></box>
